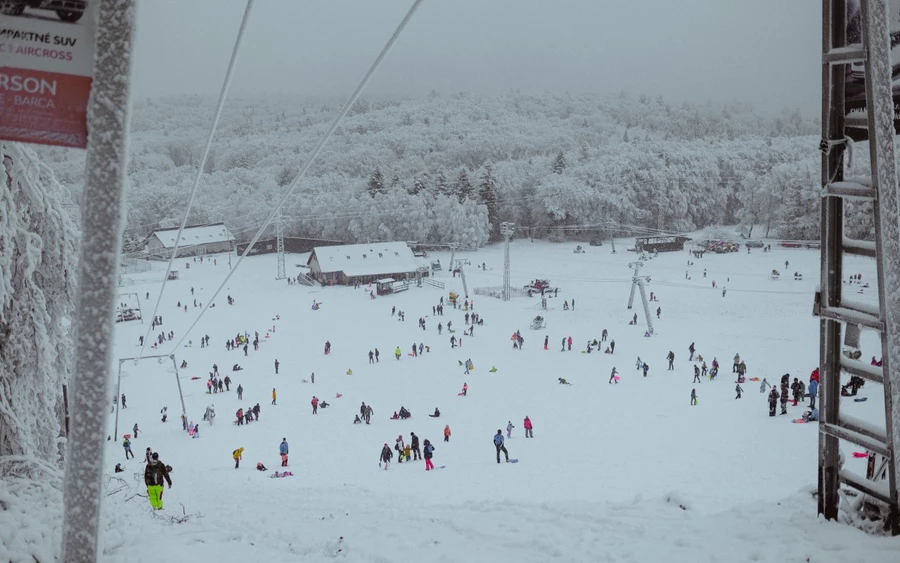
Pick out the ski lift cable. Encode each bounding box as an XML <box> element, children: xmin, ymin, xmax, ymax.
<box><xmin>137</xmin><ymin>0</ymin><xmax>256</xmax><ymax>362</ymax></box>
<box><xmin>172</xmin><ymin>0</ymin><xmax>425</xmax><ymax>351</ymax></box>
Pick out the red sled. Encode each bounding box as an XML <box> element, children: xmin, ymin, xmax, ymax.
<box><xmin>791</xmin><ymin>419</ymin><xmax>808</xmax><ymax>424</ymax></box>
<box><xmin>458</xmin><ymin>392</ymin><xmax>466</xmax><ymax>396</ymax></box>
<box><xmin>853</xmin><ymin>452</ymin><xmax>868</xmax><ymax>458</ymax></box>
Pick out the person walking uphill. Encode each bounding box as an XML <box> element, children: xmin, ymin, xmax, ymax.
<box><xmin>444</xmin><ymin>424</ymin><xmax>451</xmax><ymax>442</ymax></box>
<box><xmin>379</xmin><ymin>443</ymin><xmax>393</xmax><ymax>470</ymax></box>
<box><xmin>272</xmin><ymin>388</ymin><xmax>277</xmax><ymax>405</ymax></box>
<box><xmin>523</xmin><ymin>416</ymin><xmax>533</xmax><ymax>438</ymax></box>
<box><xmin>237</xmin><ymin>384</ymin><xmax>243</xmax><ymax>401</ymax></box>
<box><xmin>144</xmin><ymin>452</ymin><xmax>172</xmax><ymax>510</ymax></box>
<box><xmin>311</xmin><ymin>396</ymin><xmax>319</xmax><ymax>414</ymax></box>
<box><xmin>423</xmin><ymin>439</ymin><xmax>436</xmax><ymax>471</ymax></box>
<box><xmin>274</xmin><ymin>359</ymin><xmax>279</xmax><ymax>374</ymax></box>
<box><xmin>280</xmin><ymin>438</ymin><xmax>289</xmax><ymax>466</ymax></box>
<box><xmin>494</xmin><ymin>430</ymin><xmax>510</xmax><ymax>463</ymax></box>
<box><xmin>123</xmin><ymin>436</ymin><xmax>134</xmax><ymax>459</ymax></box>
<box><xmin>233</xmin><ymin>447</ymin><xmax>244</xmax><ymax>469</ymax></box>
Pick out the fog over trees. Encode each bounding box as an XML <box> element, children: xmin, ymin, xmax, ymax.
<box><xmin>33</xmin><ymin>91</ymin><xmax>869</xmax><ymax>248</ymax></box>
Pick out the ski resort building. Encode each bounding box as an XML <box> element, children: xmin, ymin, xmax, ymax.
<box><xmin>145</xmin><ymin>223</ymin><xmax>235</xmax><ymax>258</ymax></box>
<box><xmin>307</xmin><ymin>242</ymin><xmax>419</xmax><ymax>285</ymax></box>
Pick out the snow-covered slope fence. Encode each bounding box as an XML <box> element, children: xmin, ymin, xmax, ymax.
<box><xmin>475</xmin><ymin>286</ymin><xmax>528</xmax><ymax>299</ymax></box>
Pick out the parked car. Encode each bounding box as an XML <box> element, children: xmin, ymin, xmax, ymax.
<box><xmin>589</xmin><ymin>239</ymin><xmax>604</xmax><ymax>246</ymax></box>
<box><xmin>0</xmin><ymin>0</ymin><xmax>86</xmax><ymax>22</ymax></box>
<box><xmin>745</xmin><ymin>240</ymin><xmax>764</xmax><ymax>248</ymax></box>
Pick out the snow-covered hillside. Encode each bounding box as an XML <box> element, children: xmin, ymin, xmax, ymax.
<box><xmin>6</xmin><ymin>239</ymin><xmax>900</xmax><ymax>562</ymax></box>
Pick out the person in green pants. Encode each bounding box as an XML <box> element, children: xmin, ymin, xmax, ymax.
<box><xmin>144</xmin><ymin>452</ymin><xmax>172</xmax><ymax>510</ymax></box>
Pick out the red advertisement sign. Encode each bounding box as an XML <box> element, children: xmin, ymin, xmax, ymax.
<box><xmin>0</xmin><ymin>1</ymin><xmax>97</xmax><ymax>148</ymax></box>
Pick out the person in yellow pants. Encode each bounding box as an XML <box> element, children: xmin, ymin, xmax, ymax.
<box><xmin>144</xmin><ymin>452</ymin><xmax>172</xmax><ymax>510</ymax></box>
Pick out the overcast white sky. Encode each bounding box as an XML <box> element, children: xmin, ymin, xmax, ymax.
<box><xmin>132</xmin><ymin>0</ymin><xmax>821</xmax><ymax>114</ymax></box>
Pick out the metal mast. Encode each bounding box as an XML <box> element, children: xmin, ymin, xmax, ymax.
<box><xmin>818</xmin><ymin>0</ymin><xmax>900</xmax><ymax>533</ymax></box>
<box><xmin>500</xmin><ymin>222</ymin><xmax>514</xmax><ymax>301</ymax></box>
<box><xmin>275</xmin><ymin>209</ymin><xmax>286</xmax><ymax>280</ymax></box>
<box><xmin>626</xmin><ymin>261</ymin><xmax>654</xmax><ymax>335</ymax></box>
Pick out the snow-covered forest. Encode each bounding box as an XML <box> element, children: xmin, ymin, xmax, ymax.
<box><xmin>0</xmin><ymin>143</ymin><xmax>79</xmax><ymax>465</ymax></box>
<box><xmin>34</xmin><ymin>91</ymin><xmax>868</xmax><ymax>247</ymax></box>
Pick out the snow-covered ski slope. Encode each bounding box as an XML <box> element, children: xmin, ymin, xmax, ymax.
<box><xmin>100</xmin><ymin>240</ymin><xmax>900</xmax><ymax>562</ymax></box>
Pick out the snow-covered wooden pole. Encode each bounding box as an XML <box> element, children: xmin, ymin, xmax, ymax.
<box><xmin>61</xmin><ymin>1</ymin><xmax>135</xmax><ymax>561</ymax></box>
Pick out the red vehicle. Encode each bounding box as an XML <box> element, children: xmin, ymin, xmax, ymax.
<box><xmin>524</xmin><ymin>279</ymin><xmax>554</xmax><ymax>292</ymax></box>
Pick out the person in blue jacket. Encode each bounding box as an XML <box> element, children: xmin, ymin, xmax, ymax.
<box><xmin>808</xmin><ymin>378</ymin><xmax>819</xmax><ymax>409</ymax></box>
<box><xmin>279</xmin><ymin>438</ymin><xmax>289</xmax><ymax>466</ymax></box>
<box><xmin>423</xmin><ymin>439</ymin><xmax>435</xmax><ymax>471</ymax></box>
<box><xmin>493</xmin><ymin>430</ymin><xmax>509</xmax><ymax>463</ymax></box>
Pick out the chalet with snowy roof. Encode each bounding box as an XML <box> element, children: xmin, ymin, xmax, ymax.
<box><xmin>145</xmin><ymin>223</ymin><xmax>235</xmax><ymax>258</ymax></box>
<box><xmin>307</xmin><ymin>242</ymin><xmax>419</xmax><ymax>285</ymax></box>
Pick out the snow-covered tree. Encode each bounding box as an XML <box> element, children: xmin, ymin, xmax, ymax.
<box><xmin>478</xmin><ymin>164</ymin><xmax>499</xmax><ymax>241</ymax></box>
<box><xmin>0</xmin><ymin>143</ymin><xmax>79</xmax><ymax>465</ymax></box>
<box><xmin>551</xmin><ymin>151</ymin><xmax>566</xmax><ymax>174</ymax></box>
<box><xmin>367</xmin><ymin>168</ymin><xmax>385</xmax><ymax>197</ymax></box>
<box><xmin>456</xmin><ymin>169</ymin><xmax>472</xmax><ymax>201</ymax></box>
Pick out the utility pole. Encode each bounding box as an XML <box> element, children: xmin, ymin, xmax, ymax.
<box><xmin>62</xmin><ymin>2</ymin><xmax>135</xmax><ymax>562</ymax></box>
<box><xmin>275</xmin><ymin>209</ymin><xmax>286</xmax><ymax>280</ymax></box>
<box><xmin>500</xmin><ymin>222</ymin><xmax>515</xmax><ymax>301</ymax></box>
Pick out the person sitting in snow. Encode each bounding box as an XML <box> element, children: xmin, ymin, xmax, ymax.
<box><xmin>558</xmin><ymin>377</ymin><xmax>570</xmax><ymax>385</ymax></box>
<box><xmin>399</xmin><ymin>406</ymin><xmax>411</xmax><ymax>419</ymax></box>
<box><xmin>391</xmin><ymin>411</ymin><xmax>400</xmax><ymax>420</ymax></box>
<box><xmin>232</xmin><ymin>364</ymin><xmax>243</xmax><ymax>371</ymax></box>
<box><xmin>114</xmin><ymin>463</ymin><xmax>125</xmax><ymax>473</ymax></box>
<box><xmin>353</xmin><ymin>414</ymin><xmax>362</xmax><ymax>424</ymax></box>
<box><xmin>429</xmin><ymin>408</ymin><xmax>441</xmax><ymax>418</ymax></box>
<box><xmin>256</xmin><ymin>462</ymin><xmax>268</xmax><ymax>472</ymax></box>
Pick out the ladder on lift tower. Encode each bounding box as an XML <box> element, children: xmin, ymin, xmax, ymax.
<box><xmin>818</xmin><ymin>0</ymin><xmax>900</xmax><ymax>533</ymax></box>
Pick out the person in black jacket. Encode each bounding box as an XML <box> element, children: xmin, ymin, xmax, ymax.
<box><xmin>144</xmin><ymin>452</ymin><xmax>172</xmax><ymax>510</ymax></box>
<box><xmin>410</xmin><ymin>432</ymin><xmax>421</xmax><ymax>460</ymax></box>
<box><xmin>379</xmin><ymin>443</ymin><xmax>393</xmax><ymax>470</ymax></box>
<box><xmin>768</xmin><ymin>387</ymin><xmax>779</xmax><ymax>417</ymax></box>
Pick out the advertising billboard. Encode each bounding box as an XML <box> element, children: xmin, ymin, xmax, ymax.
<box><xmin>845</xmin><ymin>0</ymin><xmax>900</xmax><ymax>140</ymax></box>
<box><xmin>0</xmin><ymin>1</ymin><xmax>97</xmax><ymax>148</ymax></box>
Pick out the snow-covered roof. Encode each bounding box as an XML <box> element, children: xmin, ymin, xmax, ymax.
<box><xmin>150</xmin><ymin>223</ymin><xmax>234</xmax><ymax>249</ymax></box>
<box><xmin>310</xmin><ymin>242</ymin><xmax>418</xmax><ymax>277</ymax></box>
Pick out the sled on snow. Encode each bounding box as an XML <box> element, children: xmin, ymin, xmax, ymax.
<box><xmin>530</xmin><ymin>315</ymin><xmax>546</xmax><ymax>330</ymax></box>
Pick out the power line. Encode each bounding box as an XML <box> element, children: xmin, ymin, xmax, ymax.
<box><xmin>171</xmin><ymin>0</ymin><xmax>425</xmax><ymax>351</ymax></box>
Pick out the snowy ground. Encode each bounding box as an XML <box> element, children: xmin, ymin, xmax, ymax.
<box><xmin>6</xmin><ymin>239</ymin><xmax>900</xmax><ymax>562</ymax></box>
